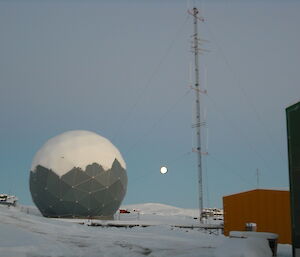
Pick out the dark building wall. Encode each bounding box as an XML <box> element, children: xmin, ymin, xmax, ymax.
<box><xmin>286</xmin><ymin>101</ymin><xmax>300</xmax><ymax>254</ymax></box>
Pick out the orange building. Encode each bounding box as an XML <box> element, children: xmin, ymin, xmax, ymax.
<box><xmin>223</xmin><ymin>189</ymin><xmax>291</xmax><ymax>244</ymax></box>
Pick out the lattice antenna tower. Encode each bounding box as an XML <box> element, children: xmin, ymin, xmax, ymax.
<box><xmin>188</xmin><ymin>7</ymin><xmax>208</xmax><ymax>223</ymax></box>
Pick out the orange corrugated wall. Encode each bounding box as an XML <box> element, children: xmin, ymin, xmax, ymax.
<box><xmin>223</xmin><ymin>189</ymin><xmax>291</xmax><ymax>244</ymax></box>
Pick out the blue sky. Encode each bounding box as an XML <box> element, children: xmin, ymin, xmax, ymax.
<box><xmin>0</xmin><ymin>0</ymin><xmax>299</xmax><ymax>208</ymax></box>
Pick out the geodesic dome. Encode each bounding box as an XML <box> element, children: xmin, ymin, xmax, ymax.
<box><xmin>29</xmin><ymin>130</ymin><xmax>127</xmax><ymax>219</ymax></box>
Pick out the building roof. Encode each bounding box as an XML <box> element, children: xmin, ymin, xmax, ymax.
<box><xmin>223</xmin><ymin>188</ymin><xmax>289</xmax><ymax>198</ymax></box>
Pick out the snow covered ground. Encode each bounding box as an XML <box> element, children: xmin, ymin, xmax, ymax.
<box><xmin>0</xmin><ymin>204</ymin><xmax>292</xmax><ymax>257</ymax></box>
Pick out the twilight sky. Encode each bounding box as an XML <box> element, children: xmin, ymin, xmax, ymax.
<box><xmin>0</xmin><ymin>0</ymin><xmax>299</xmax><ymax>208</ymax></box>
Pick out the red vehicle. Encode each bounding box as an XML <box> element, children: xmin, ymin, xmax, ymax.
<box><xmin>119</xmin><ymin>209</ymin><xmax>130</xmax><ymax>214</ymax></box>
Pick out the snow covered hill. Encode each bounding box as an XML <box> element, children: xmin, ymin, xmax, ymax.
<box><xmin>18</xmin><ymin>202</ymin><xmax>199</xmax><ymax>219</ymax></box>
<box><xmin>0</xmin><ymin>204</ymin><xmax>292</xmax><ymax>257</ymax></box>
<box><xmin>123</xmin><ymin>203</ymin><xmax>199</xmax><ymax>217</ymax></box>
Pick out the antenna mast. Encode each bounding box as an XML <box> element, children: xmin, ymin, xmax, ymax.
<box><xmin>191</xmin><ymin>7</ymin><xmax>204</xmax><ymax>222</ymax></box>
<box><xmin>256</xmin><ymin>168</ymin><xmax>260</xmax><ymax>188</ymax></box>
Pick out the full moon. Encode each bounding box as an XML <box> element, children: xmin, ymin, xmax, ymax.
<box><xmin>160</xmin><ymin>166</ymin><xmax>168</xmax><ymax>174</ymax></box>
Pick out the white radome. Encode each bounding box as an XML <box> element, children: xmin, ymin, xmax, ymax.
<box><xmin>31</xmin><ymin>130</ymin><xmax>126</xmax><ymax>177</ymax></box>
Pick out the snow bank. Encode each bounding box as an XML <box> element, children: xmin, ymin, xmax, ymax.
<box><xmin>230</xmin><ymin>231</ymin><xmax>278</xmax><ymax>239</ymax></box>
<box><xmin>0</xmin><ymin>204</ymin><xmax>291</xmax><ymax>257</ymax></box>
<box><xmin>277</xmin><ymin>244</ymin><xmax>292</xmax><ymax>257</ymax></box>
<box><xmin>214</xmin><ymin>237</ymin><xmax>272</xmax><ymax>257</ymax></box>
